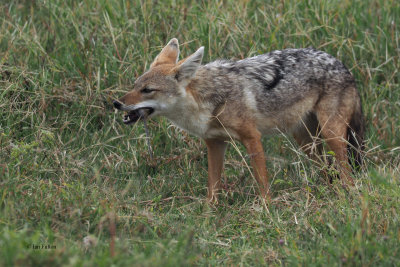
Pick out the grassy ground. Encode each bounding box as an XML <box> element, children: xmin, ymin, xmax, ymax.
<box><xmin>1</xmin><ymin>0</ymin><xmax>399</xmax><ymax>266</ymax></box>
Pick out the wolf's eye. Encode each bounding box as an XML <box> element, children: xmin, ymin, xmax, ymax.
<box><xmin>141</xmin><ymin>87</ymin><xmax>154</xmax><ymax>94</ymax></box>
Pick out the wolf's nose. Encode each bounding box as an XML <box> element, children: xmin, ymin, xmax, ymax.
<box><xmin>113</xmin><ymin>100</ymin><xmax>122</xmax><ymax>110</ymax></box>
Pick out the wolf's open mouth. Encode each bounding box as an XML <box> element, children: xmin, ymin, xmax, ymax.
<box><xmin>123</xmin><ymin>108</ymin><xmax>154</xmax><ymax>124</ymax></box>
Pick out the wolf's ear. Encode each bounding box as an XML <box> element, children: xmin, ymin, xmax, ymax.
<box><xmin>175</xmin><ymin>46</ymin><xmax>204</xmax><ymax>82</ymax></box>
<box><xmin>150</xmin><ymin>38</ymin><xmax>180</xmax><ymax>68</ymax></box>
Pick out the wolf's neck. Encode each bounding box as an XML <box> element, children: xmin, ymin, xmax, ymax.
<box><xmin>164</xmin><ymin>94</ymin><xmax>212</xmax><ymax>138</ymax></box>
<box><xmin>186</xmin><ymin>65</ymin><xmax>231</xmax><ymax>108</ymax></box>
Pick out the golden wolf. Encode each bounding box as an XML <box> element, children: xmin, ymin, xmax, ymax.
<box><xmin>114</xmin><ymin>38</ymin><xmax>365</xmax><ymax>202</ymax></box>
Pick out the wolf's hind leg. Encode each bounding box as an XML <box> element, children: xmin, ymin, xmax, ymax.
<box><xmin>316</xmin><ymin>111</ymin><xmax>354</xmax><ymax>186</ymax></box>
<box><xmin>292</xmin><ymin>112</ymin><xmax>323</xmax><ymax>160</ymax></box>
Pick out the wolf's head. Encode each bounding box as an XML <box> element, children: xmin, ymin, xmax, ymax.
<box><xmin>113</xmin><ymin>38</ymin><xmax>204</xmax><ymax>124</ymax></box>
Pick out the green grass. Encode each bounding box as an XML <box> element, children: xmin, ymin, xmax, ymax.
<box><xmin>1</xmin><ymin>0</ymin><xmax>399</xmax><ymax>266</ymax></box>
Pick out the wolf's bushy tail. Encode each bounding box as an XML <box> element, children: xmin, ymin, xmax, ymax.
<box><xmin>347</xmin><ymin>100</ymin><xmax>365</xmax><ymax>170</ymax></box>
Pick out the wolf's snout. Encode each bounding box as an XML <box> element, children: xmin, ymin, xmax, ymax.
<box><xmin>113</xmin><ymin>100</ymin><xmax>123</xmax><ymax>110</ymax></box>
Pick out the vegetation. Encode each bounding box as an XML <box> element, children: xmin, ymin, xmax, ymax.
<box><xmin>1</xmin><ymin>0</ymin><xmax>399</xmax><ymax>265</ymax></box>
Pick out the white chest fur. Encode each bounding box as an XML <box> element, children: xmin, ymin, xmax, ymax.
<box><xmin>164</xmin><ymin>98</ymin><xmax>212</xmax><ymax>138</ymax></box>
<box><xmin>168</xmin><ymin>112</ymin><xmax>211</xmax><ymax>137</ymax></box>
<box><xmin>166</xmin><ymin>107</ymin><xmax>239</xmax><ymax>140</ymax></box>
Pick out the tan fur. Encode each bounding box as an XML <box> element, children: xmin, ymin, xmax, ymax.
<box><xmin>185</xmin><ymin>83</ymin><xmax>201</xmax><ymax>103</ymax></box>
<box><xmin>236</xmin><ymin>122</ymin><xmax>270</xmax><ymax>200</ymax></box>
<box><xmin>150</xmin><ymin>38</ymin><xmax>180</xmax><ymax>68</ymax></box>
<box><xmin>205</xmin><ymin>139</ymin><xmax>227</xmax><ymax>202</ymax></box>
<box><xmin>119</xmin><ymin>90</ymin><xmax>142</xmax><ymax>106</ymax></box>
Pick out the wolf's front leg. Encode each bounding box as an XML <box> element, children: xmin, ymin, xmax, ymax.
<box><xmin>240</xmin><ymin>130</ymin><xmax>270</xmax><ymax>201</ymax></box>
<box><xmin>205</xmin><ymin>139</ymin><xmax>228</xmax><ymax>203</ymax></box>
